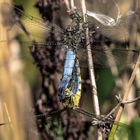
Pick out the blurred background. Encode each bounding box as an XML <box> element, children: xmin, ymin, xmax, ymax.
<box><xmin>0</xmin><ymin>0</ymin><xmax>140</xmax><ymax>140</ymax></box>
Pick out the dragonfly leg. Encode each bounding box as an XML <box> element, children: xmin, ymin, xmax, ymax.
<box><xmin>91</xmin><ymin>118</ymin><xmax>99</xmax><ymax>125</ymax></box>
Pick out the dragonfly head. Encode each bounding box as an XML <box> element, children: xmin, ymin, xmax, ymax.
<box><xmin>96</xmin><ymin>115</ymin><xmax>115</xmax><ymax>135</ymax></box>
<box><xmin>58</xmin><ymin>88</ymin><xmax>73</xmax><ymax>107</ymax></box>
<box><xmin>64</xmin><ymin>88</ymin><xmax>73</xmax><ymax>98</ymax></box>
<box><xmin>57</xmin><ymin>88</ymin><xmax>72</xmax><ymax>102</ymax></box>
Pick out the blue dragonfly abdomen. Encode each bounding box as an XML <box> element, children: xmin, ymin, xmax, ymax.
<box><xmin>57</xmin><ymin>49</ymin><xmax>76</xmax><ymax>101</ymax></box>
<box><xmin>57</xmin><ymin>48</ymin><xmax>82</xmax><ymax>108</ymax></box>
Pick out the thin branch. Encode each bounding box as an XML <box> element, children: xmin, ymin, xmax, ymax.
<box><xmin>105</xmin><ymin>103</ymin><xmax>121</xmax><ymax>120</ymax></box>
<box><xmin>80</xmin><ymin>0</ymin><xmax>102</xmax><ymax>139</ymax></box>
<box><xmin>80</xmin><ymin>0</ymin><xmax>100</xmax><ymax>118</ymax></box>
<box><xmin>105</xmin><ymin>94</ymin><xmax>140</xmax><ymax>120</ymax></box>
<box><xmin>70</xmin><ymin>0</ymin><xmax>75</xmax><ymax>10</ymax></box>
<box><xmin>120</xmin><ymin>95</ymin><xmax>140</xmax><ymax>104</ymax></box>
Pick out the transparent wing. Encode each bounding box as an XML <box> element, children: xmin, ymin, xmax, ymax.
<box><xmin>31</xmin><ymin>107</ymin><xmax>130</xmax><ymax>140</ymax></box>
<box><xmin>0</xmin><ymin>2</ymin><xmax>64</xmax><ymax>41</ymax></box>
<box><xmin>0</xmin><ymin>107</ymin><xmax>130</xmax><ymax>139</ymax></box>
<box><xmin>29</xmin><ymin>107</ymin><xmax>128</xmax><ymax>128</ymax></box>
<box><xmin>0</xmin><ymin>2</ymin><xmax>139</xmax><ymax>69</ymax></box>
<box><xmin>0</xmin><ymin>2</ymin><xmax>137</xmax><ymax>43</ymax></box>
<box><xmin>87</xmin><ymin>10</ymin><xmax>135</xmax><ymax>27</ymax></box>
<box><xmin>87</xmin><ymin>10</ymin><xmax>117</xmax><ymax>26</ymax></box>
<box><xmin>19</xmin><ymin>42</ymin><xmax>140</xmax><ymax>69</ymax></box>
<box><xmin>60</xmin><ymin>47</ymin><xmax>139</xmax><ymax>69</ymax></box>
<box><xmin>35</xmin><ymin>110</ymin><xmax>130</xmax><ymax>140</ymax></box>
<box><xmin>87</xmin><ymin>0</ymin><xmax>137</xmax><ymax>42</ymax></box>
<box><xmin>78</xmin><ymin>46</ymin><xmax>139</xmax><ymax>69</ymax></box>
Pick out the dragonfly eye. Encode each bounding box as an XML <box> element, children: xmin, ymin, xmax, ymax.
<box><xmin>65</xmin><ymin>92</ymin><xmax>71</xmax><ymax>98</ymax></box>
<box><xmin>64</xmin><ymin>89</ymin><xmax>72</xmax><ymax>98</ymax></box>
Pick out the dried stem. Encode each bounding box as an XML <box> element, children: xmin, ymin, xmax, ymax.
<box><xmin>80</xmin><ymin>0</ymin><xmax>100</xmax><ymax>119</ymax></box>
<box><xmin>64</xmin><ymin>0</ymin><xmax>70</xmax><ymax>11</ymax></box>
<box><xmin>80</xmin><ymin>0</ymin><xmax>102</xmax><ymax>139</ymax></box>
<box><xmin>70</xmin><ymin>0</ymin><xmax>75</xmax><ymax>10</ymax></box>
<box><xmin>0</xmin><ymin>1</ymin><xmax>37</xmax><ymax>140</ymax></box>
<box><xmin>108</xmin><ymin>54</ymin><xmax>140</xmax><ymax>139</ymax></box>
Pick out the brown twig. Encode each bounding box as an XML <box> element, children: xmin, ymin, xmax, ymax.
<box><xmin>120</xmin><ymin>95</ymin><xmax>140</xmax><ymax>104</ymax></box>
<box><xmin>105</xmin><ymin>94</ymin><xmax>140</xmax><ymax>120</ymax></box>
<box><xmin>80</xmin><ymin>0</ymin><xmax>100</xmax><ymax>118</ymax></box>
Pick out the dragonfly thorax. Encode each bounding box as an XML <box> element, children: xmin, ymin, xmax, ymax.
<box><xmin>92</xmin><ymin>114</ymin><xmax>115</xmax><ymax>136</ymax></box>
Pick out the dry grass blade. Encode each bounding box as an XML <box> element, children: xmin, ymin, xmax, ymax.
<box><xmin>0</xmin><ymin>1</ymin><xmax>39</xmax><ymax>140</ymax></box>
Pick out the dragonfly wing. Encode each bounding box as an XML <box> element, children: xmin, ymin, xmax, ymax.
<box><xmin>87</xmin><ymin>9</ymin><xmax>137</xmax><ymax>42</ymax></box>
<box><xmin>0</xmin><ymin>2</ymin><xmax>64</xmax><ymax>42</ymax></box>
<box><xmin>87</xmin><ymin>10</ymin><xmax>116</xmax><ymax>26</ymax></box>
<box><xmin>76</xmin><ymin>47</ymin><xmax>139</xmax><ymax>69</ymax></box>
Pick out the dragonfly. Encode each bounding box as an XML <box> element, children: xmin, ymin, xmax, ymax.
<box><xmin>0</xmin><ymin>2</ymin><xmax>139</xmax><ymax>105</ymax></box>
<box><xmin>0</xmin><ymin>2</ymin><xmax>138</xmax><ymax>139</ymax></box>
